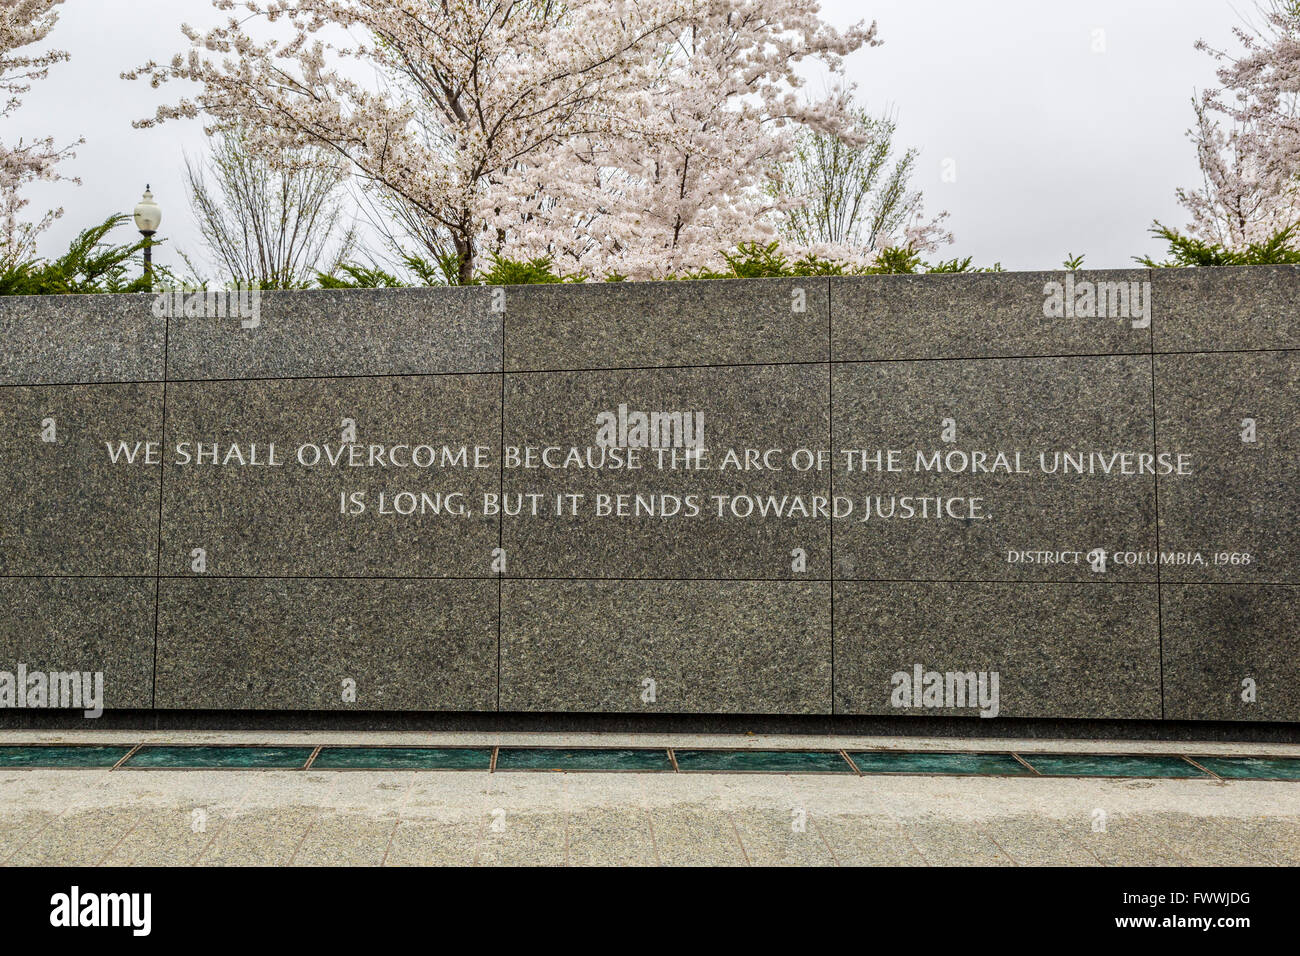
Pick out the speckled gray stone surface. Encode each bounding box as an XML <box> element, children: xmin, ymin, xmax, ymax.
<box><xmin>0</xmin><ymin>294</ymin><xmax>164</xmax><ymax>385</ymax></box>
<box><xmin>832</xmin><ymin>355</ymin><xmax>1157</xmax><ymax>581</ymax></box>
<box><xmin>833</xmin><ymin>581</ymin><xmax>1161</xmax><ymax>719</ymax></box>
<box><xmin>165</xmin><ymin>287</ymin><xmax>501</xmax><ymax>380</ymax></box>
<box><xmin>502</xmin><ymin>363</ymin><xmax>830</xmax><ymax>578</ymax></box>
<box><xmin>1154</xmin><ymin>351</ymin><xmax>1298</xmax><ymax>583</ymax></box>
<box><xmin>500</xmin><ymin>580</ymin><xmax>831</xmax><ymax>713</ymax></box>
<box><xmin>0</xmin><ymin>274</ymin><xmax>1295</xmax><ymax>723</ymax></box>
<box><xmin>159</xmin><ymin>374</ymin><xmax>500</xmax><ymax>576</ymax></box>
<box><xmin>1151</xmin><ymin>265</ymin><xmax>1300</xmax><ymax>353</ymax></box>
<box><xmin>155</xmin><ymin>578</ymin><xmax>497</xmax><ymax>710</ymax></box>
<box><xmin>1162</xmin><ymin>584</ymin><xmax>1299</xmax><ymax>722</ymax></box>
<box><xmin>831</xmin><ymin>271</ymin><xmax>1152</xmax><ymax>361</ymax></box>
<box><xmin>0</xmin><ymin>577</ymin><xmax>154</xmax><ymax>708</ymax></box>
<box><xmin>0</xmin><ymin>383</ymin><xmax>161</xmax><ymax>574</ymax></box>
<box><xmin>503</xmin><ymin>278</ymin><xmax>828</xmax><ymax>370</ymax></box>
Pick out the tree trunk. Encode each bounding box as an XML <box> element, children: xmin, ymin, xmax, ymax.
<box><xmin>454</xmin><ymin>234</ymin><xmax>474</xmax><ymax>285</ymax></box>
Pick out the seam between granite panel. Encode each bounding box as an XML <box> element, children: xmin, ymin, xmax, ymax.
<box><xmin>0</xmin><ymin>378</ymin><xmax>167</xmax><ymax>389</ymax></box>
<box><xmin>505</xmin><ymin>352</ymin><xmax>1154</xmax><ymax>372</ymax></box>
<box><xmin>500</xmin><ymin>357</ymin><xmax>834</xmax><ymax>374</ymax></box>
<box><xmin>16</xmin><ymin>346</ymin><xmax>1287</xmax><ymax>385</ymax></box>
<box><xmin>0</xmin><ymin>574</ymin><xmax>170</xmax><ymax>579</ymax></box>
<box><xmin>1150</xmin><ymin>331</ymin><xmax>1165</xmax><ymax>719</ymax></box>
<box><xmin>18</xmin><ymin>574</ymin><xmax>1288</xmax><ymax>585</ymax></box>
<box><xmin>827</xmin><ymin>275</ymin><xmax>835</xmax><ymax>717</ymax></box>
<box><xmin>0</xmin><ymin>352</ymin><xmax>1174</xmax><ymax>386</ymax></box>
<box><xmin>9</xmin><ymin>574</ymin><xmax>1172</xmax><ymax>583</ymax></box>
<box><xmin>498</xmin><ymin>307</ymin><xmax>505</xmax><ymax>712</ymax></box>
<box><xmin>1150</xmin><ymin>345</ymin><xmax>1299</xmax><ymax>356</ymax></box>
<box><xmin>131</xmin><ymin>368</ymin><xmax>503</xmax><ymax>385</ymax></box>
<box><xmin>151</xmin><ymin>305</ymin><xmax>169</xmax><ymax>710</ymax></box>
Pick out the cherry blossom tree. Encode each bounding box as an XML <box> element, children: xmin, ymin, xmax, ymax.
<box><xmin>1179</xmin><ymin>2</ymin><xmax>1300</xmax><ymax>247</ymax></box>
<box><xmin>1</xmin><ymin>0</ymin><xmax>80</xmax><ymax>265</ymax></box>
<box><xmin>128</xmin><ymin>0</ymin><xmax>876</xmax><ymax>281</ymax></box>
<box><xmin>490</xmin><ymin>2</ymin><xmax>879</xmax><ymax>277</ymax></box>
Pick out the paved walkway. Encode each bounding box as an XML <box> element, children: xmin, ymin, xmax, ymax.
<box><xmin>1</xmin><ymin>732</ymin><xmax>1296</xmax><ymax>866</ymax></box>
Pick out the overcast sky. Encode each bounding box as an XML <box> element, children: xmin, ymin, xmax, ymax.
<box><xmin>6</xmin><ymin>0</ymin><xmax>1256</xmax><ymax>273</ymax></box>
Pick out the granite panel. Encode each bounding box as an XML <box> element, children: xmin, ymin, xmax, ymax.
<box><xmin>833</xmin><ymin>581</ymin><xmax>1161</xmax><ymax>718</ymax></box>
<box><xmin>164</xmin><ymin>287</ymin><xmax>501</xmax><ymax>380</ymax></box>
<box><xmin>503</xmin><ymin>278</ymin><xmax>828</xmax><ymax>371</ymax></box>
<box><xmin>1162</xmin><ymin>584</ymin><xmax>1299</xmax><ymax>722</ymax></box>
<box><xmin>155</xmin><ymin>578</ymin><xmax>497</xmax><ymax>710</ymax></box>
<box><xmin>1154</xmin><ymin>351</ymin><xmax>1298</xmax><ymax>583</ymax></box>
<box><xmin>832</xmin><ymin>356</ymin><xmax>1158</xmax><ymax>581</ymax></box>
<box><xmin>0</xmin><ymin>294</ymin><xmax>164</xmax><ymax>385</ymax></box>
<box><xmin>502</xmin><ymin>363</ymin><xmax>830</xmax><ymax>578</ymax></box>
<box><xmin>1151</xmin><ymin>265</ymin><xmax>1300</xmax><ymax>353</ymax></box>
<box><xmin>159</xmin><ymin>374</ymin><xmax>500</xmax><ymax>576</ymax></box>
<box><xmin>0</xmin><ymin>383</ymin><xmax>162</xmax><ymax>574</ymax></box>
<box><xmin>0</xmin><ymin>577</ymin><xmax>155</xmax><ymax>709</ymax></box>
<box><xmin>500</xmin><ymin>580</ymin><xmax>831</xmax><ymax>714</ymax></box>
<box><xmin>831</xmin><ymin>270</ymin><xmax>1152</xmax><ymax>361</ymax></box>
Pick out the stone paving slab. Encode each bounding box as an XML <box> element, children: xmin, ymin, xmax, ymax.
<box><xmin>4</xmin><ymin>730</ymin><xmax>1299</xmax><ymax>756</ymax></box>
<box><xmin>0</xmin><ymin>752</ymin><xmax>1295</xmax><ymax>866</ymax></box>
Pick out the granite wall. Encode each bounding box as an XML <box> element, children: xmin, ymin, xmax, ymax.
<box><xmin>0</xmin><ymin>269</ymin><xmax>1295</xmax><ymax>723</ymax></box>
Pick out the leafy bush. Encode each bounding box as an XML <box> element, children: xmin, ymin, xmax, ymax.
<box><xmin>320</xmin><ymin>241</ymin><xmax>1003</xmax><ymax>287</ymax></box>
<box><xmin>928</xmin><ymin>255</ymin><xmax>1003</xmax><ymax>273</ymax></box>
<box><xmin>318</xmin><ymin>251</ymin><xmax>583</xmax><ymax>287</ymax></box>
<box><xmin>474</xmin><ymin>253</ymin><xmax>578</xmax><ymax>285</ymax></box>
<box><xmin>315</xmin><ymin>263</ymin><xmax>406</xmax><ymax>288</ymax></box>
<box><xmin>675</xmin><ymin>241</ymin><xmax>1000</xmax><ymax>279</ymax></box>
<box><xmin>0</xmin><ymin>215</ymin><xmax>153</xmax><ymax>295</ymax></box>
<box><xmin>1136</xmin><ymin>222</ymin><xmax>1300</xmax><ymax>267</ymax></box>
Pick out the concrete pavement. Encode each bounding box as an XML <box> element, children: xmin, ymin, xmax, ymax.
<box><xmin>1</xmin><ymin>731</ymin><xmax>1296</xmax><ymax>866</ymax></box>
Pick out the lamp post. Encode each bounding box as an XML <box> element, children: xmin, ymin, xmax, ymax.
<box><xmin>133</xmin><ymin>186</ymin><xmax>161</xmax><ymax>285</ymax></box>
